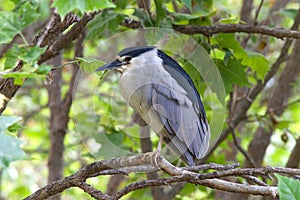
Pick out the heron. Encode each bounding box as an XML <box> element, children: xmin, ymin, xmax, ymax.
<box><xmin>96</xmin><ymin>46</ymin><xmax>210</xmax><ymax>166</ymax></box>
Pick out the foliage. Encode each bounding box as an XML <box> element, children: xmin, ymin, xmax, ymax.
<box><xmin>0</xmin><ymin>116</ymin><xmax>25</xmax><ymax>167</ymax></box>
<box><xmin>52</xmin><ymin>0</ymin><xmax>115</xmax><ymax>18</ymax></box>
<box><xmin>0</xmin><ymin>1</ymin><xmax>39</xmax><ymax>44</ymax></box>
<box><xmin>276</xmin><ymin>174</ymin><xmax>300</xmax><ymax>200</ymax></box>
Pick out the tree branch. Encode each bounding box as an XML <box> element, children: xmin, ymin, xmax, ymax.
<box><xmin>172</xmin><ymin>23</ymin><xmax>300</xmax><ymax>39</ymax></box>
<box><xmin>38</xmin><ymin>12</ymin><xmax>97</xmax><ymax>64</ymax></box>
<box><xmin>24</xmin><ymin>152</ymin><xmax>300</xmax><ymax>200</ymax></box>
<box><xmin>76</xmin><ymin>182</ymin><xmax>111</xmax><ymax>200</ymax></box>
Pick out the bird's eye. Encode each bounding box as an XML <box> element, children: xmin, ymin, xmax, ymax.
<box><xmin>124</xmin><ymin>56</ymin><xmax>132</xmax><ymax>62</ymax></box>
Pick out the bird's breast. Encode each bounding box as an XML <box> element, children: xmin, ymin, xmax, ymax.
<box><xmin>118</xmin><ymin>64</ymin><xmax>166</xmax><ymax>132</ymax></box>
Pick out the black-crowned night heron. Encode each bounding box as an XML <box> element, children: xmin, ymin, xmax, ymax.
<box><xmin>96</xmin><ymin>46</ymin><xmax>210</xmax><ymax>166</ymax></box>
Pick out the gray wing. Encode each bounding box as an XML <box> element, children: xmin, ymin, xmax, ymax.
<box><xmin>151</xmin><ymin>83</ymin><xmax>210</xmax><ymax>165</ymax></box>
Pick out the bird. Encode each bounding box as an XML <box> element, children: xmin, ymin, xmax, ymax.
<box><xmin>96</xmin><ymin>46</ymin><xmax>210</xmax><ymax>166</ymax></box>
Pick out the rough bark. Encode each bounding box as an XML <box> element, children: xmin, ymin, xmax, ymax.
<box><xmin>25</xmin><ymin>153</ymin><xmax>291</xmax><ymax>200</ymax></box>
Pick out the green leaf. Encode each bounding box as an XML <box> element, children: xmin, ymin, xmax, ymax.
<box><xmin>3</xmin><ymin>72</ymin><xmax>45</xmax><ymax>85</ymax></box>
<box><xmin>17</xmin><ymin>2</ymin><xmax>39</xmax><ymax>28</ymax></box>
<box><xmin>19</xmin><ymin>46</ymin><xmax>47</xmax><ymax>66</ymax></box>
<box><xmin>240</xmin><ymin>51</ymin><xmax>269</xmax><ymax>79</ymax></box>
<box><xmin>214</xmin><ymin>34</ymin><xmax>269</xmax><ymax>80</ymax></box>
<box><xmin>87</xmin><ymin>10</ymin><xmax>126</xmax><ymax>39</ymax></box>
<box><xmin>52</xmin><ymin>0</ymin><xmax>115</xmax><ymax>18</ymax></box>
<box><xmin>76</xmin><ymin>57</ymin><xmax>104</xmax><ymax>73</ymax></box>
<box><xmin>4</xmin><ymin>45</ymin><xmax>46</xmax><ymax>70</ymax></box>
<box><xmin>154</xmin><ymin>0</ymin><xmax>166</xmax><ymax>25</ymax></box>
<box><xmin>133</xmin><ymin>8</ymin><xmax>154</xmax><ymax>27</ymax></box>
<box><xmin>0</xmin><ymin>116</ymin><xmax>25</xmax><ymax>167</ymax></box>
<box><xmin>170</xmin><ymin>12</ymin><xmax>202</xmax><ymax>21</ymax></box>
<box><xmin>0</xmin><ymin>12</ymin><xmax>21</xmax><ymax>44</ymax></box>
<box><xmin>180</xmin><ymin>0</ymin><xmax>192</xmax><ymax>10</ymax></box>
<box><xmin>4</xmin><ymin>45</ymin><xmax>19</xmax><ymax>69</ymax></box>
<box><xmin>0</xmin><ymin>116</ymin><xmax>21</xmax><ymax>132</ymax></box>
<box><xmin>36</xmin><ymin>64</ymin><xmax>52</xmax><ymax>75</ymax></box>
<box><xmin>214</xmin><ymin>33</ymin><xmax>244</xmax><ymax>53</ymax></box>
<box><xmin>219</xmin><ymin>16</ymin><xmax>240</xmax><ymax>24</ymax></box>
<box><xmin>280</xmin><ymin>8</ymin><xmax>298</xmax><ymax>20</ymax></box>
<box><xmin>0</xmin><ymin>2</ymin><xmax>39</xmax><ymax>44</ymax></box>
<box><xmin>215</xmin><ymin>57</ymin><xmax>249</xmax><ymax>94</ymax></box>
<box><xmin>276</xmin><ymin>174</ymin><xmax>300</xmax><ymax>200</ymax></box>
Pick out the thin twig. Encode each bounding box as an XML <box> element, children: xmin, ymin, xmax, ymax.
<box><xmin>231</xmin><ymin>128</ymin><xmax>257</xmax><ymax>167</ymax></box>
<box><xmin>76</xmin><ymin>182</ymin><xmax>111</xmax><ymax>200</ymax></box>
<box><xmin>254</xmin><ymin>0</ymin><xmax>264</xmax><ymax>25</ymax></box>
<box><xmin>241</xmin><ymin>175</ymin><xmax>268</xmax><ymax>186</ymax></box>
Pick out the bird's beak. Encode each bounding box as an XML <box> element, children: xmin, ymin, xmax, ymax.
<box><xmin>96</xmin><ymin>60</ymin><xmax>122</xmax><ymax>71</ymax></box>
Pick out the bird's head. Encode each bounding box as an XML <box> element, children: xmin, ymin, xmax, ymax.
<box><xmin>96</xmin><ymin>46</ymin><xmax>159</xmax><ymax>73</ymax></box>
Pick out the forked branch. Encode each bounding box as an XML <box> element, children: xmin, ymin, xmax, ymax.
<box><xmin>24</xmin><ymin>152</ymin><xmax>300</xmax><ymax>200</ymax></box>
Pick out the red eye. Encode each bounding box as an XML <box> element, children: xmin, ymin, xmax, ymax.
<box><xmin>124</xmin><ymin>56</ymin><xmax>132</xmax><ymax>62</ymax></box>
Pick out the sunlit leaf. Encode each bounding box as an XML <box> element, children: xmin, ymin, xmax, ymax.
<box><xmin>276</xmin><ymin>174</ymin><xmax>300</xmax><ymax>200</ymax></box>
<box><xmin>240</xmin><ymin>51</ymin><xmax>269</xmax><ymax>80</ymax></box>
<box><xmin>87</xmin><ymin>10</ymin><xmax>126</xmax><ymax>39</ymax></box>
<box><xmin>0</xmin><ymin>2</ymin><xmax>39</xmax><ymax>44</ymax></box>
<box><xmin>0</xmin><ymin>116</ymin><xmax>25</xmax><ymax>167</ymax></box>
<box><xmin>133</xmin><ymin>8</ymin><xmax>154</xmax><ymax>27</ymax></box>
<box><xmin>215</xmin><ymin>57</ymin><xmax>249</xmax><ymax>93</ymax></box>
<box><xmin>154</xmin><ymin>0</ymin><xmax>166</xmax><ymax>25</ymax></box>
<box><xmin>180</xmin><ymin>0</ymin><xmax>192</xmax><ymax>10</ymax></box>
<box><xmin>52</xmin><ymin>0</ymin><xmax>115</xmax><ymax>18</ymax></box>
<box><xmin>3</xmin><ymin>72</ymin><xmax>45</xmax><ymax>85</ymax></box>
<box><xmin>214</xmin><ymin>34</ymin><xmax>269</xmax><ymax>80</ymax></box>
<box><xmin>4</xmin><ymin>45</ymin><xmax>46</xmax><ymax>70</ymax></box>
<box><xmin>0</xmin><ymin>12</ymin><xmax>21</xmax><ymax>44</ymax></box>
<box><xmin>36</xmin><ymin>64</ymin><xmax>52</xmax><ymax>75</ymax></box>
<box><xmin>76</xmin><ymin>57</ymin><xmax>104</xmax><ymax>73</ymax></box>
<box><xmin>0</xmin><ymin>116</ymin><xmax>21</xmax><ymax>132</ymax></box>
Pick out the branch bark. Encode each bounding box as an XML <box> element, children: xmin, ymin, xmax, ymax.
<box><xmin>172</xmin><ymin>23</ymin><xmax>300</xmax><ymax>39</ymax></box>
<box><xmin>24</xmin><ymin>152</ymin><xmax>300</xmax><ymax>200</ymax></box>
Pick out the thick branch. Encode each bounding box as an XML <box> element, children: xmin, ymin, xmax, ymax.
<box><xmin>24</xmin><ymin>152</ymin><xmax>300</xmax><ymax>200</ymax></box>
<box><xmin>172</xmin><ymin>23</ymin><xmax>300</xmax><ymax>39</ymax></box>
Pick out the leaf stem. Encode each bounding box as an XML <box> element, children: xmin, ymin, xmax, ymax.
<box><xmin>18</xmin><ymin>32</ymin><xmax>29</xmax><ymax>46</ymax></box>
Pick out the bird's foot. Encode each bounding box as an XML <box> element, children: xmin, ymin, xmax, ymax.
<box><xmin>151</xmin><ymin>134</ymin><xmax>163</xmax><ymax>167</ymax></box>
<box><xmin>151</xmin><ymin>150</ymin><xmax>161</xmax><ymax>168</ymax></box>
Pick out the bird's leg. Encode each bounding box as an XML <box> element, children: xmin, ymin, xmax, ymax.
<box><xmin>152</xmin><ymin>133</ymin><xmax>163</xmax><ymax>168</ymax></box>
<box><xmin>157</xmin><ymin>133</ymin><xmax>163</xmax><ymax>154</ymax></box>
